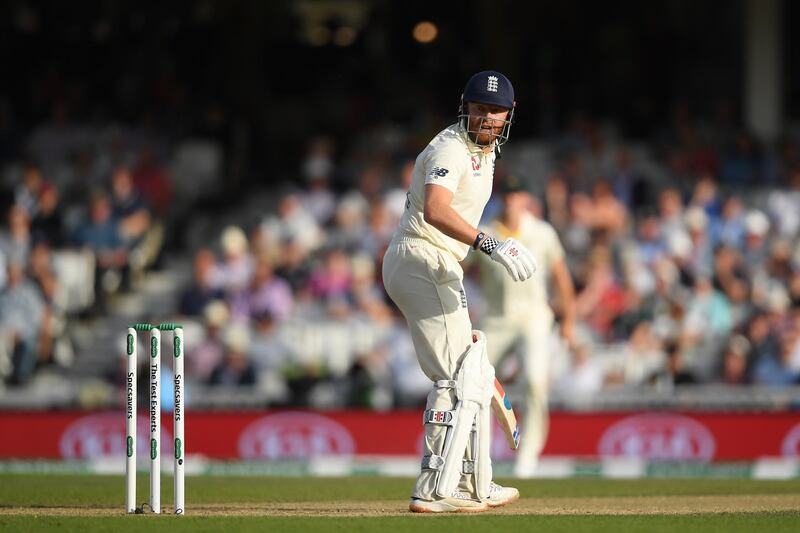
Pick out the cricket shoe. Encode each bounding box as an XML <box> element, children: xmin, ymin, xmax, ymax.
<box><xmin>409</xmin><ymin>490</ymin><xmax>489</xmax><ymax>513</ymax></box>
<box><xmin>483</xmin><ymin>482</ymin><xmax>519</xmax><ymax>508</ymax></box>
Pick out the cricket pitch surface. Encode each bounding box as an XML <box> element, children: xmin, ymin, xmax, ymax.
<box><xmin>1</xmin><ymin>475</ymin><xmax>798</xmax><ymax>532</ymax></box>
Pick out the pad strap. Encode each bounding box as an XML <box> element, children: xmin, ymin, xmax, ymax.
<box><xmin>462</xmin><ymin>460</ymin><xmax>475</xmax><ymax>474</ymax></box>
<box><xmin>421</xmin><ymin>454</ymin><xmax>445</xmax><ymax>471</ymax></box>
<box><xmin>423</xmin><ymin>409</ymin><xmax>455</xmax><ymax>425</ymax></box>
<box><xmin>434</xmin><ymin>380</ymin><xmax>456</xmax><ymax>389</ymax></box>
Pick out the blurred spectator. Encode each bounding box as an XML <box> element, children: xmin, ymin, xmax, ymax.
<box><xmin>744</xmin><ymin>210</ymin><xmax>770</xmax><ymax>256</ymax></box>
<box><xmin>209</xmin><ymin>324</ymin><xmax>257</xmax><ymax>386</ymax></box>
<box><xmin>31</xmin><ymin>182</ymin><xmax>64</xmax><ymax>246</ymax></box>
<box><xmin>649</xmin><ymin>259</ymin><xmax>687</xmax><ymax>342</ymax></box>
<box><xmin>752</xmin><ymin>333</ymin><xmax>799</xmax><ymax>386</ymax></box>
<box><xmin>209</xmin><ymin>226</ymin><xmax>254</xmax><ymax>296</ymax></box>
<box><xmin>636</xmin><ymin>210</ymin><xmax>668</xmax><ymax>267</ymax></box>
<box><xmin>788</xmin><ymin>271</ymin><xmax>800</xmax><ymax>308</ymax></box>
<box><xmin>187</xmin><ymin>300</ymin><xmax>228</xmax><ymax>382</ymax></box>
<box><xmin>0</xmin><ymin>205</ymin><xmax>33</xmax><ymax>266</ymax></box>
<box><xmin>742</xmin><ymin>210</ymin><xmax>771</xmax><ymax>292</ymax></box>
<box><xmin>72</xmin><ymin>191</ymin><xmax>128</xmax><ymax>308</ymax></box>
<box><xmin>131</xmin><ymin>146</ymin><xmax>172</xmax><ymax>217</ymax></box>
<box><xmin>576</xmin><ymin>245</ymin><xmax>626</xmax><ymax>339</ymax></box>
<box><xmin>300</xmin><ymin>137</ymin><xmax>336</xmax><ymax>225</ymax></box>
<box><xmin>179</xmin><ymin>248</ymin><xmax>224</xmax><ymax>317</ymax></box>
<box><xmin>563</xmin><ymin>193</ymin><xmax>592</xmax><ymax>258</ymax></box>
<box><xmin>683</xmin><ymin>206</ymin><xmax>713</xmax><ymax>280</ymax></box>
<box><xmin>681</xmin><ymin>275</ymin><xmax>733</xmax><ymax>379</ymax></box>
<box><xmin>259</xmin><ymin>193</ymin><xmax>323</xmax><ymax>255</ymax></box>
<box><xmin>15</xmin><ymin>164</ymin><xmax>45</xmax><ymax>217</ymax></box>
<box><xmin>309</xmin><ymin>248</ymin><xmax>352</xmax><ymax>303</ymax></box>
<box><xmin>350</xmin><ymin>253</ymin><xmax>384</xmax><ymax>307</ymax></box>
<box><xmin>384</xmin><ymin>160</ymin><xmax>414</xmax><ymax>224</ymax></box>
<box><xmin>712</xmin><ymin>245</ymin><xmax>751</xmax><ymax>328</ymax></box>
<box><xmin>586</xmin><ymin>180</ymin><xmax>628</xmax><ymax>236</ymax></box>
<box><xmin>362</xmin><ymin>200</ymin><xmax>395</xmax><ymax>258</ymax></box>
<box><xmin>746</xmin><ymin>312</ymin><xmax>781</xmax><ymax>378</ymax></box>
<box><xmin>688</xmin><ymin>175</ymin><xmax>721</xmax><ymax>220</ymax></box>
<box><xmin>553</xmin><ymin>332</ymin><xmax>605</xmax><ymax>396</ymax></box>
<box><xmin>711</xmin><ymin>195</ymin><xmax>746</xmax><ymax>249</ymax></box>
<box><xmin>767</xmin><ymin>167</ymin><xmax>800</xmax><ymax>240</ymax></box>
<box><xmin>764</xmin><ymin>240</ymin><xmax>793</xmax><ymax>287</ymax></box>
<box><xmin>248</xmin><ymin>309</ymin><xmax>290</xmax><ymax>372</ymax></box>
<box><xmin>719</xmin><ymin>335</ymin><xmax>751</xmax><ymax>385</ymax></box>
<box><xmin>233</xmin><ymin>256</ymin><xmax>293</xmax><ymax>322</ymax></box>
<box><xmin>0</xmin><ymin>251</ymin><xmax>6</xmax><ymax>290</ymax></box>
<box><xmin>0</xmin><ymin>261</ymin><xmax>44</xmax><ymax>384</ymax></box>
<box><xmin>651</xmin><ymin>342</ymin><xmax>697</xmax><ymax>388</ymax></box>
<box><xmin>110</xmin><ymin>166</ymin><xmax>151</xmax><ymax>246</ymax></box>
<box><xmin>248</xmin><ymin>309</ymin><xmax>291</xmax><ymax>404</ymax></box>
<box><xmin>356</xmin><ymin>164</ymin><xmax>385</xmax><ymax>205</ymax></box>
<box><xmin>28</xmin><ymin>243</ymin><xmax>59</xmax><ymax>365</ymax></box>
<box><xmin>544</xmin><ymin>174</ymin><xmax>571</xmax><ymax>234</ymax></box>
<box><xmin>274</xmin><ymin>237</ymin><xmax>312</xmax><ymax>294</ymax></box>
<box><xmin>610</xmin><ymin>147</ymin><xmax>647</xmax><ymax>210</ymax></box>
<box><xmin>326</xmin><ymin>194</ymin><xmax>369</xmax><ymax>252</ymax></box>
<box><xmin>657</xmin><ymin>188</ymin><xmax>686</xmax><ymax>247</ymax></box>
<box><xmin>619</xmin><ymin>322</ymin><xmax>664</xmax><ymax>386</ymax></box>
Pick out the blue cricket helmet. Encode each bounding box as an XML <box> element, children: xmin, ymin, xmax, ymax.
<box><xmin>462</xmin><ymin>70</ymin><xmax>515</xmax><ymax>109</ymax></box>
<box><xmin>458</xmin><ymin>70</ymin><xmax>516</xmax><ymax>150</ymax></box>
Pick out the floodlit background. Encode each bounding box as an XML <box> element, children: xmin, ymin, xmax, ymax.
<box><xmin>0</xmin><ymin>0</ymin><xmax>799</xmax><ymax>475</ymax></box>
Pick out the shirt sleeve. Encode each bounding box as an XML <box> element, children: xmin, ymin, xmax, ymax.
<box><xmin>422</xmin><ymin>144</ymin><xmax>465</xmax><ymax>193</ymax></box>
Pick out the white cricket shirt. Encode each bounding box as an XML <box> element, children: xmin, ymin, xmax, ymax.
<box><xmin>395</xmin><ymin>123</ymin><xmax>495</xmax><ymax>261</ymax></box>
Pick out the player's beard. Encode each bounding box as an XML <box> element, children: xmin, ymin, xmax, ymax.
<box><xmin>474</xmin><ymin>128</ymin><xmax>499</xmax><ymax>146</ymax></box>
<box><xmin>468</xmin><ymin>117</ymin><xmax>502</xmax><ymax>146</ymax></box>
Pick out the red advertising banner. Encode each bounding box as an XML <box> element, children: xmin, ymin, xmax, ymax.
<box><xmin>1</xmin><ymin>410</ymin><xmax>799</xmax><ymax>461</ymax></box>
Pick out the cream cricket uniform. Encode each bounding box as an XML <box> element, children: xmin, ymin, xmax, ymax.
<box><xmin>478</xmin><ymin>212</ymin><xmax>565</xmax><ymax>472</ymax></box>
<box><xmin>382</xmin><ymin>123</ymin><xmax>495</xmax><ymax>500</ymax></box>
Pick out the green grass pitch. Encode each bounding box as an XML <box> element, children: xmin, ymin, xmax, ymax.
<box><xmin>0</xmin><ymin>474</ymin><xmax>798</xmax><ymax>532</ymax></box>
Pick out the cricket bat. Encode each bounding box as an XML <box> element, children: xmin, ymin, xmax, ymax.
<box><xmin>491</xmin><ymin>378</ymin><xmax>520</xmax><ymax>450</ymax></box>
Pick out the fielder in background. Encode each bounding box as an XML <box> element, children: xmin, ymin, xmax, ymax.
<box><xmin>477</xmin><ymin>175</ymin><xmax>576</xmax><ymax>478</ymax></box>
<box><xmin>382</xmin><ymin>70</ymin><xmax>537</xmax><ymax>513</ymax></box>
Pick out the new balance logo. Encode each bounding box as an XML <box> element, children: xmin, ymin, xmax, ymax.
<box><xmin>429</xmin><ymin>167</ymin><xmax>449</xmax><ymax>178</ymax></box>
<box><xmin>459</xmin><ymin>288</ymin><xmax>467</xmax><ymax>308</ymax></box>
<box><xmin>487</xmin><ymin>76</ymin><xmax>498</xmax><ymax>92</ymax></box>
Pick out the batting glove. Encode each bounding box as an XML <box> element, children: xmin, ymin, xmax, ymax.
<box><xmin>479</xmin><ymin>236</ymin><xmax>537</xmax><ymax>282</ymax></box>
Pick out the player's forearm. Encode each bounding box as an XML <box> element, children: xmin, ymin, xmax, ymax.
<box><xmin>553</xmin><ymin>259</ymin><xmax>577</xmax><ymax>322</ymax></box>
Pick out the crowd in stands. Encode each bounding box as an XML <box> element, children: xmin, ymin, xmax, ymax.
<box><xmin>0</xmin><ymin>118</ymin><xmax>167</xmax><ymax>386</ymax></box>
<box><xmin>2</xmin><ymin>106</ymin><xmax>800</xmax><ymax>408</ymax></box>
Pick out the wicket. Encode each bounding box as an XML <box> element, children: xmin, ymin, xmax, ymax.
<box><xmin>125</xmin><ymin>323</ymin><xmax>185</xmax><ymax>515</ymax></box>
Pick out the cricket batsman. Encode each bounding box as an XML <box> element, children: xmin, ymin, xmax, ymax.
<box><xmin>382</xmin><ymin>71</ymin><xmax>537</xmax><ymax>513</ymax></box>
<box><xmin>478</xmin><ymin>175</ymin><xmax>577</xmax><ymax>478</ymax></box>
